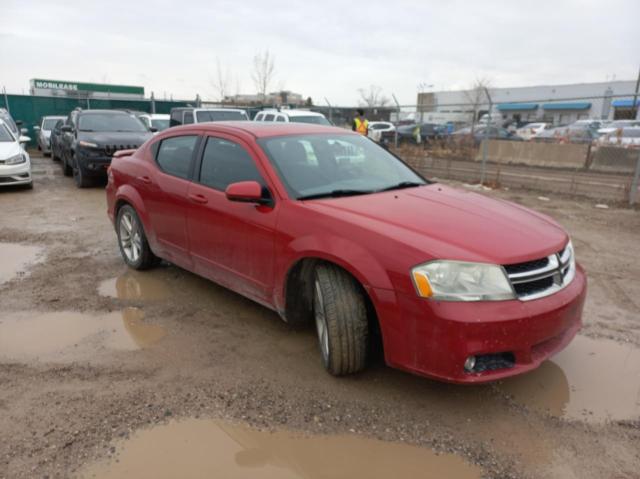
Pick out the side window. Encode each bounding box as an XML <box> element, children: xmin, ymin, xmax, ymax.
<box><xmin>183</xmin><ymin>112</ymin><xmax>194</xmax><ymax>124</ymax></box>
<box><xmin>264</xmin><ymin>114</ymin><xmax>275</xmax><ymax>121</ymax></box>
<box><xmin>255</xmin><ymin>113</ymin><xmax>264</xmax><ymax>121</ymax></box>
<box><xmin>170</xmin><ymin>110</ymin><xmax>182</xmax><ymax>126</ymax></box>
<box><xmin>199</xmin><ymin>137</ymin><xmax>264</xmax><ymax>191</ymax></box>
<box><xmin>276</xmin><ymin>115</ymin><xmax>286</xmax><ymax>122</ymax></box>
<box><xmin>155</xmin><ymin>135</ymin><xmax>198</xmax><ymax>179</ymax></box>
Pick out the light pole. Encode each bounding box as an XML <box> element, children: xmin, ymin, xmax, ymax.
<box><xmin>417</xmin><ymin>83</ymin><xmax>433</xmax><ymax>124</ymax></box>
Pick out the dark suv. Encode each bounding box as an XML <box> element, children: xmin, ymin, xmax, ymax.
<box><xmin>60</xmin><ymin>109</ymin><xmax>152</xmax><ymax>187</ymax></box>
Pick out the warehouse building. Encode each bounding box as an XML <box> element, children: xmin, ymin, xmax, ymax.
<box><xmin>418</xmin><ymin>80</ymin><xmax>638</xmax><ymax>125</ymax></box>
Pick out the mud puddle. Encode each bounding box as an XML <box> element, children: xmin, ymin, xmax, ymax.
<box><xmin>81</xmin><ymin>418</ymin><xmax>482</xmax><ymax>479</ymax></box>
<box><xmin>0</xmin><ymin>307</ymin><xmax>165</xmax><ymax>362</ymax></box>
<box><xmin>498</xmin><ymin>335</ymin><xmax>640</xmax><ymax>422</ymax></box>
<box><xmin>98</xmin><ymin>271</ymin><xmax>171</xmax><ymax>301</ymax></box>
<box><xmin>0</xmin><ymin>242</ymin><xmax>44</xmax><ymax>284</ymax></box>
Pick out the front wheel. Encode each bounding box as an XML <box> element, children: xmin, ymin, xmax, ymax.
<box><xmin>61</xmin><ymin>154</ymin><xmax>72</xmax><ymax>176</ymax></box>
<box><xmin>73</xmin><ymin>158</ymin><xmax>92</xmax><ymax>188</ymax></box>
<box><xmin>314</xmin><ymin>264</ymin><xmax>369</xmax><ymax>375</ymax></box>
<box><xmin>116</xmin><ymin>205</ymin><xmax>157</xmax><ymax>270</ymax></box>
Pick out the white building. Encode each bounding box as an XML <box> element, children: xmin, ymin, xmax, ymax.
<box><xmin>418</xmin><ymin>80</ymin><xmax>638</xmax><ymax>125</ymax></box>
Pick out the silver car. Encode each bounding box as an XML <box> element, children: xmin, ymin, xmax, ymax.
<box><xmin>34</xmin><ymin>116</ymin><xmax>66</xmax><ymax>156</ymax></box>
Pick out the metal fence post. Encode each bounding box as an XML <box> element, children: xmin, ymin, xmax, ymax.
<box><xmin>150</xmin><ymin>92</ymin><xmax>156</xmax><ymax>114</ymax></box>
<box><xmin>480</xmin><ymin>87</ymin><xmax>492</xmax><ymax>185</ymax></box>
<box><xmin>2</xmin><ymin>86</ymin><xmax>9</xmax><ymax>112</ymax></box>
<box><xmin>392</xmin><ymin>94</ymin><xmax>400</xmax><ymax>149</ymax></box>
<box><xmin>324</xmin><ymin>97</ymin><xmax>333</xmax><ymax>124</ymax></box>
<box><xmin>630</xmin><ymin>152</ymin><xmax>640</xmax><ymax>206</ymax></box>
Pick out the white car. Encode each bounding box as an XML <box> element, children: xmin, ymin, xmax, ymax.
<box><xmin>367</xmin><ymin>121</ymin><xmax>396</xmax><ymax>142</ymax></box>
<box><xmin>254</xmin><ymin>109</ymin><xmax>331</xmax><ymax>125</ymax></box>
<box><xmin>33</xmin><ymin>115</ymin><xmax>66</xmax><ymax>155</ymax></box>
<box><xmin>0</xmin><ymin>119</ymin><xmax>32</xmax><ymax>188</ymax></box>
<box><xmin>138</xmin><ymin>113</ymin><xmax>170</xmax><ymax>133</ymax></box>
<box><xmin>516</xmin><ymin>122</ymin><xmax>549</xmax><ymax>140</ymax></box>
<box><xmin>596</xmin><ymin>127</ymin><xmax>640</xmax><ymax>148</ymax></box>
<box><xmin>597</xmin><ymin>120</ymin><xmax>640</xmax><ymax>135</ymax></box>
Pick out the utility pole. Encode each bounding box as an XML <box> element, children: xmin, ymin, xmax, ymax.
<box><xmin>2</xmin><ymin>86</ymin><xmax>9</xmax><ymax>112</ymax></box>
<box><xmin>480</xmin><ymin>87</ymin><xmax>493</xmax><ymax>186</ymax></box>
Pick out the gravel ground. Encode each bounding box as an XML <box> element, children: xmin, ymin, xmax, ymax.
<box><xmin>0</xmin><ymin>154</ymin><xmax>638</xmax><ymax>479</ymax></box>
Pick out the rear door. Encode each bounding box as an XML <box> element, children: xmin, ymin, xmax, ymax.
<box><xmin>186</xmin><ymin>134</ymin><xmax>279</xmax><ymax>304</ymax></box>
<box><xmin>141</xmin><ymin>133</ymin><xmax>200</xmax><ymax>267</ymax></box>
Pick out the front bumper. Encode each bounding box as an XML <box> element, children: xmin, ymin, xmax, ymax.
<box><xmin>375</xmin><ymin>265</ymin><xmax>587</xmax><ymax>384</ymax></box>
<box><xmin>76</xmin><ymin>151</ymin><xmax>112</xmax><ymax>177</ymax></box>
<box><xmin>0</xmin><ymin>162</ymin><xmax>32</xmax><ymax>186</ymax></box>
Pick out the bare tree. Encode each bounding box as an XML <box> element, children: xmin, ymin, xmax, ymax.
<box><xmin>211</xmin><ymin>58</ymin><xmax>232</xmax><ymax>102</ymax></box>
<box><xmin>252</xmin><ymin>50</ymin><xmax>276</xmax><ymax>102</ymax></box>
<box><xmin>464</xmin><ymin>77</ymin><xmax>492</xmax><ymax>133</ymax></box>
<box><xmin>357</xmin><ymin>85</ymin><xmax>390</xmax><ymax>107</ymax></box>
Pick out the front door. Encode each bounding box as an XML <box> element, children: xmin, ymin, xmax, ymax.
<box><xmin>186</xmin><ymin>135</ymin><xmax>278</xmax><ymax>304</ymax></box>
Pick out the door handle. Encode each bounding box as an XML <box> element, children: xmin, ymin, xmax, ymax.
<box><xmin>188</xmin><ymin>193</ymin><xmax>208</xmax><ymax>204</ymax></box>
<box><xmin>137</xmin><ymin>175</ymin><xmax>151</xmax><ymax>184</ymax></box>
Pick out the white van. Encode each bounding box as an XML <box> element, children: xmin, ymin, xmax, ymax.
<box><xmin>254</xmin><ymin>109</ymin><xmax>331</xmax><ymax>125</ymax></box>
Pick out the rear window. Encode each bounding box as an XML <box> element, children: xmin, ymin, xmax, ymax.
<box><xmin>155</xmin><ymin>135</ymin><xmax>198</xmax><ymax>179</ymax></box>
<box><xmin>289</xmin><ymin>115</ymin><xmax>331</xmax><ymax>125</ymax></box>
<box><xmin>196</xmin><ymin>110</ymin><xmax>248</xmax><ymax>122</ymax></box>
<box><xmin>42</xmin><ymin>119</ymin><xmax>60</xmax><ymax>130</ymax></box>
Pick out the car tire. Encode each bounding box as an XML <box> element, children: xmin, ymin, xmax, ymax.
<box><xmin>61</xmin><ymin>154</ymin><xmax>72</xmax><ymax>176</ymax></box>
<box><xmin>313</xmin><ymin>263</ymin><xmax>369</xmax><ymax>375</ymax></box>
<box><xmin>73</xmin><ymin>159</ymin><xmax>92</xmax><ymax>188</ymax></box>
<box><xmin>116</xmin><ymin>205</ymin><xmax>157</xmax><ymax>270</ymax></box>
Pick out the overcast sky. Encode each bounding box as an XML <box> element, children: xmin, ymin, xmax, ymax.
<box><xmin>2</xmin><ymin>0</ymin><xmax>638</xmax><ymax>105</ymax></box>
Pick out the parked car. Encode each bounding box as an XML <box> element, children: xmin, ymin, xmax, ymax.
<box><xmin>597</xmin><ymin>120</ymin><xmax>640</xmax><ymax>135</ymax></box>
<box><xmin>597</xmin><ymin>127</ymin><xmax>640</xmax><ymax>148</ymax></box>
<box><xmin>254</xmin><ymin>109</ymin><xmax>331</xmax><ymax>125</ymax></box>
<box><xmin>60</xmin><ymin>109</ymin><xmax>152</xmax><ymax>188</ymax></box>
<box><xmin>33</xmin><ymin>115</ymin><xmax>66</xmax><ymax>156</ymax></box>
<box><xmin>367</xmin><ymin>121</ymin><xmax>395</xmax><ymax>143</ymax></box>
<box><xmin>0</xmin><ymin>108</ymin><xmax>23</xmax><ymax>140</ymax></box>
<box><xmin>106</xmin><ymin>122</ymin><xmax>585</xmax><ymax>384</ymax></box>
<box><xmin>534</xmin><ymin>126</ymin><xmax>598</xmax><ymax>145</ymax></box>
<box><xmin>0</xmin><ymin>118</ymin><xmax>32</xmax><ymax>189</ymax></box>
<box><xmin>169</xmin><ymin>107</ymin><xmax>249</xmax><ymax>127</ymax></box>
<box><xmin>516</xmin><ymin>122</ymin><xmax>549</xmax><ymax>141</ymax></box>
<box><xmin>50</xmin><ymin>119</ymin><xmax>65</xmax><ymax>161</ymax></box>
<box><xmin>138</xmin><ymin>113</ymin><xmax>170</xmax><ymax>133</ymax></box>
<box><xmin>450</xmin><ymin>126</ymin><xmax>522</xmax><ymax>146</ymax></box>
<box><xmin>396</xmin><ymin>123</ymin><xmax>443</xmax><ymax>144</ymax></box>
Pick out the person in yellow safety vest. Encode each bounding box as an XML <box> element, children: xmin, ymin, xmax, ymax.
<box><xmin>352</xmin><ymin>109</ymin><xmax>369</xmax><ymax>136</ymax></box>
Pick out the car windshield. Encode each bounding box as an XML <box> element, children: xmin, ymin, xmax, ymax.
<box><xmin>78</xmin><ymin>113</ymin><xmax>147</xmax><ymax>132</ymax></box>
<box><xmin>151</xmin><ymin>118</ymin><xmax>170</xmax><ymax>131</ymax></box>
<box><xmin>196</xmin><ymin>110</ymin><xmax>248</xmax><ymax>122</ymax></box>
<box><xmin>0</xmin><ymin>124</ymin><xmax>14</xmax><ymax>142</ymax></box>
<box><xmin>289</xmin><ymin>115</ymin><xmax>331</xmax><ymax>125</ymax></box>
<box><xmin>42</xmin><ymin>119</ymin><xmax>61</xmax><ymax>130</ymax></box>
<box><xmin>259</xmin><ymin>133</ymin><xmax>427</xmax><ymax>199</ymax></box>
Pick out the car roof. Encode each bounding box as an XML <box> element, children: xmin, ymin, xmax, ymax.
<box><xmin>260</xmin><ymin>109</ymin><xmax>324</xmax><ymax>117</ymax></box>
<box><xmin>78</xmin><ymin>109</ymin><xmax>132</xmax><ymax>115</ymax></box>
<box><xmin>165</xmin><ymin>121</ymin><xmax>352</xmax><ymax>139</ymax></box>
<box><xmin>196</xmin><ymin>108</ymin><xmax>246</xmax><ymax>113</ymax></box>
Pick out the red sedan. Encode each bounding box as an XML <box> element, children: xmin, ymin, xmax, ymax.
<box><xmin>106</xmin><ymin>122</ymin><xmax>586</xmax><ymax>384</ymax></box>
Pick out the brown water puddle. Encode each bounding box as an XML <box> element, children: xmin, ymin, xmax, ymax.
<box><xmin>98</xmin><ymin>271</ymin><xmax>171</xmax><ymax>301</ymax></box>
<box><xmin>0</xmin><ymin>242</ymin><xmax>44</xmax><ymax>284</ymax></box>
<box><xmin>498</xmin><ymin>335</ymin><xmax>640</xmax><ymax>422</ymax></box>
<box><xmin>0</xmin><ymin>308</ymin><xmax>165</xmax><ymax>362</ymax></box>
<box><xmin>80</xmin><ymin>418</ymin><xmax>482</xmax><ymax>479</ymax></box>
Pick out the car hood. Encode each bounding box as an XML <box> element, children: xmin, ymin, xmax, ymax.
<box><xmin>304</xmin><ymin>184</ymin><xmax>567</xmax><ymax>265</ymax></box>
<box><xmin>0</xmin><ymin>141</ymin><xmax>21</xmax><ymax>160</ymax></box>
<box><xmin>78</xmin><ymin>131</ymin><xmax>152</xmax><ymax>147</ymax></box>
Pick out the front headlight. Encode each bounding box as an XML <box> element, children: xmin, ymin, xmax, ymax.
<box><xmin>5</xmin><ymin>153</ymin><xmax>26</xmax><ymax>165</ymax></box>
<box><xmin>411</xmin><ymin>260</ymin><xmax>515</xmax><ymax>301</ymax></box>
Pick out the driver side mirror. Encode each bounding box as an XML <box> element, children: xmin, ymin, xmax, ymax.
<box><xmin>149</xmin><ymin>127</ymin><xmax>158</xmax><ymax>133</ymax></box>
<box><xmin>19</xmin><ymin>135</ymin><xmax>31</xmax><ymax>145</ymax></box>
<box><xmin>225</xmin><ymin>181</ymin><xmax>271</xmax><ymax>206</ymax></box>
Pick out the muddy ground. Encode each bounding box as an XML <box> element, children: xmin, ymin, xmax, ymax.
<box><xmin>0</xmin><ymin>154</ymin><xmax>639</xmax><ymax>479</ymax></box>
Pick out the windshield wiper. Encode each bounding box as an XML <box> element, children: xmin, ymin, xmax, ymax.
<box><xmin>297</xmin><ymin>189</ymin><xmax>374</xmax><ymax>201</ymax></box>
<box><xmin>377</xmin><ymin>181</ymin><xmax>425</xmax><ymax>192</ymax></box>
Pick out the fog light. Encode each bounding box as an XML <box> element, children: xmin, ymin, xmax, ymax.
<box><xmin>464</xmin><ymin>355</ymin><xmax>476</xmax><ymax>372</ymax></box>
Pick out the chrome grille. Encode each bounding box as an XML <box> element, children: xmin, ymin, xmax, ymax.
<box><xmin>504</xmin><ymin>242</ymin><xmax>575</xmax><ymax>301</ymax></box>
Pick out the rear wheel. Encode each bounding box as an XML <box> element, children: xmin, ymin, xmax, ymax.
<box><xmin>313</xmin><ymin>264</ymin><xmax>369</xmax><ymax>375</ymax></box>
<box><xmin>116</xmin><ymin>205</ymin><xmax>157</xmax><ymax>270</ymax></box>
<box><xmin>61</xmin><ymin>154</ymin><xmax>72</xmax><ymax>176</ymax></box>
